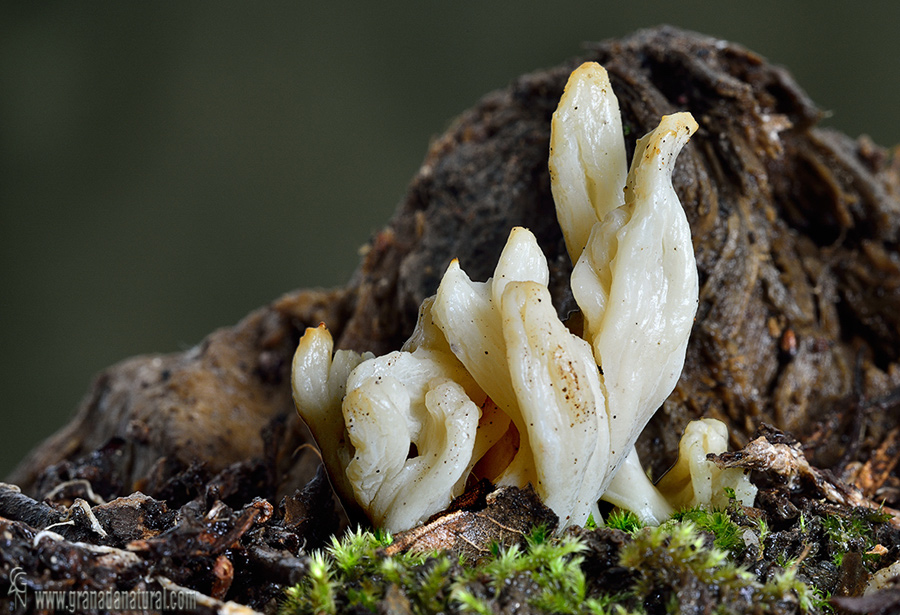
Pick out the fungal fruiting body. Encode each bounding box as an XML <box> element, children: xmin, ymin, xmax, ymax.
<box><xmin>552</xmin><ymin>65</ymin><xmax>703</xmax><ymax>517</ymax></box>
<box><xmin>291</xmin><ymin>62</ymin><xmax>755</xmax><ymax>533</ymax></box>
<box><xmin>430</xmin><ymin>227</ymin><xmax>611</xmax><ymax>526</ymax></box>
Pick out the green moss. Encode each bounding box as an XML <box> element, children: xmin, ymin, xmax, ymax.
<box><xmin>281</xmin><ymin>551</ymin><xmax>338</xmax><ymax>615</ymax></box>
<box><xmin>280</xmin><ymin>524</ymin><xmax>640</xmax><ymax>615</ymax></box>
<box><xmin>279</xmin><ymin>527</ymin><xmax>438</xmax><ymax>615</ymax></box>
<box><xmin>760</xmin><ymin>563</ymin><xmax>831</xmax><ymax>614</ymax></box>
<box><xmin>280</xmin><ymin>493</ymin><xmax>900</xmax><ymax>615</ymax></box>
<box><xmin>670</xmin><ymin>508</ymin><xmax>744</xmax><ymax>553</ymax></box>
<box><xmin>756</xmin><ymin>516</ymin><xmax>770</xmax><ymax>546</ymax></box>
<box><xmin>606</xmin><ymin>509</ymin><xmax>644</xmax><ymax>534</ymax></box>
<box><xmin>820</xmin><ymin>508</ymin><xmax>887</xmax><ymax>569</ymax></box>
<box><xmin>621</xmin><ymin>521</ymin><xmax>747</xmax><ymax>594</ymax></box>
<box><xmin>619</xmin><ymin>520</ymin><xmax>837</xmax><ymax>614</ymax></box>
<box><xmin>451</xmin><ymin>587</ymin><xmax>493</xmax><ymax>615</ymax></box>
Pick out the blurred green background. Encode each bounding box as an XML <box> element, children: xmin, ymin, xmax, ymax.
<box><xmin>2</xmin><ymin>2</ymin><xmax>898</xmax><ymax>479</ymax></box>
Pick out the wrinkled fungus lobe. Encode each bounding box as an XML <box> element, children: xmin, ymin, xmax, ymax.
<box><xmin>291</xmin><ymin>62</ymin><xmax>755</xmax><ymax>532</ymax></box>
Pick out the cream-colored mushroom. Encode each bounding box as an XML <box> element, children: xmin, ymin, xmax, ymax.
<box><xmin>290</xmin><ymin>60</ymin><xmax>750</xmax><ymax>533</ymax></box>
<box><xmin>432</xmin><ymin>226</ymin><xmax>612</xmax><ymax>525</ymax></box>
<box><xmin>342</xmin><ymin>365</ymin><xmax>480</xmax><ymax>531</ymax></box>
<box><xmin>430</xmin><ymin>227</ymin><xmax>551</xmax><ymax>489</ymax></box>
<box><xmin>290</xmin><ymin>325</ymin><xmax>372</xmax><ymax>508</ymax></box>
<box><xmin>569</xmin><ymin>112</ymin><xmax>700</xmax><ymax>514</ymax></box>
<box><xmin>294</xmin><ymin>302</ymin><xmax>496</xmax><ymax>532</ymax></box>
<box><xmin>549</xmin><ymin>62</ymin><xmax>628</xmax><ymax>262</ymax></box>
<box><xmin>655</xmin><ymin>418</ymin><xmax>758</xmax><ymax>511</ymax></box>
<box><xmin>600</xmin><ymin>447</ymin><xmax>675</xmax><ymax>524</ymax></box>
<box><xmin>500</xmin><ymin>279</ymin><xmax>609</xmax><ymax>525</ymax></box>
<box><xmin>547</xmin><ymin>63</ymin><xmax>702</xmax><ymax>522</ymax></box>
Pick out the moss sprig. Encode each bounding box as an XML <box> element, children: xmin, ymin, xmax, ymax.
<box><xmin>280</xmin><ymin>512</ymin><xmax>868</xmax><ymax>615</ymax></box>
<box><xmin>670</xmin><ymin>507</ymin><xmax>744</xmax><ymax>553</ymax></box>
<box><xmin>820</xmin><ymin>508</ymin><xmax>888</xmax><ymax>569</ymax></box>
<box><xmin>605</xmin><ymin>509</ymin><xmax>644</xmax><ymax>534</ymax></box>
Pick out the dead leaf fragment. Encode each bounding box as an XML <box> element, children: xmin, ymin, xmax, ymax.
<box><xmin>385</xmin><ymin>485</ymin><xmax>557</xmax><ymax>561</ymax></box>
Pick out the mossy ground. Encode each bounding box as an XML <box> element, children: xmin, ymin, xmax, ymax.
<box><xmin>279</xmin><ymin>498</ymin><xmax>897</xmax><ymax>615</ymax></box>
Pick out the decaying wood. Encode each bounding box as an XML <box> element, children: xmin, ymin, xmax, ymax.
<box><xmin>7</xmin><ymin>287</ymin><xmax>352</xmax><ymax>498</ymax></box>
<box><xmin>3</xmin><ymin>26</ymin><xmax>900</xmax><ymax>612</ymax></box>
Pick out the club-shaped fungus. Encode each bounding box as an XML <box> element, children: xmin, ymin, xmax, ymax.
<box><xmin>291</xmin><ymin>62</ymin><xmax>755</xmax><ymax>532</ymax></box>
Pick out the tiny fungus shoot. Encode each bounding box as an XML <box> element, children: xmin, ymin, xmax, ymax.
<box><xmin>654</xmin><ymin>419</ymin><xmax>757</xmax><ymax>511</ymax></box>
<box><xmin>291</xmin><ymin>62</ymin><xmax>755</xmax><ymax>532</ymax></box>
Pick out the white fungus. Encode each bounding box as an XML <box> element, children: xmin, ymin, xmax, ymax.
<box><xmin>290</xmin><ymin>62</ymin><xmax>755</xmax><ymax>532</ymax></box>
<box><xmin>655</xmin><ymin>418</ymin><xmax>758</xmax><ymax>511</ymax></box>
